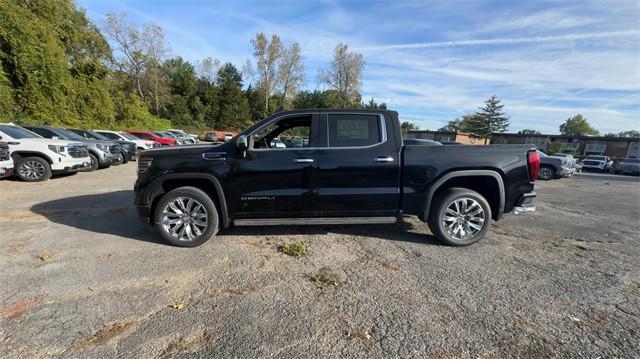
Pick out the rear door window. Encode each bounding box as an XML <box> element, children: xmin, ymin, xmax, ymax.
<box><xmin>327</xmin><ymin>114</ymin><xmax>382</xmax><ymax>147</ymax></box>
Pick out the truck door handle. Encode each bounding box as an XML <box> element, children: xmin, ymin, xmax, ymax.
<box><xmin>292</xmin><ymin>158</ymin><xmax>314</xmax><ymax>163</ymax></box>
<box><xmin>374</xmin><ymin>156</ymin><xmax>394</xmax><ymax>163</ymax></box>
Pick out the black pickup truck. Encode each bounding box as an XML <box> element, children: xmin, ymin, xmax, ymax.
<box><xmin>134</xmin><ymin>110</ymin><xmax>540</xmax><ymax>247</ymax></box>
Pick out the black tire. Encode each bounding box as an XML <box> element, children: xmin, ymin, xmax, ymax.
<box><xmin>115</xmin><ymin>153</ymin><xmax>124</xmax><ymax>165</ymax></box>
<box><xmin>538</xmin><ymin>166</ymin><xmax>555</xmax><ymax>180</ymax></box>
<box><xmin>86</xmin><ymin>154</ymin><xmax>99</xmax><ymax>172</ymax></box>
<box><xmin>15</xmin><ymin>156</ymin><xmax>52</xmax><ymax>182</ymax></box>
<box><xmin>153</xmin><ymin>186</ymin><xmax>219</xmax><ymax>247</ymax></box>
<box><xmin>427</xmin><ymin>187</ymin><xmax>492</xmax><ymax>246</ymax></box>
<box><xmin>120</xmin><ymin>151</ymin><xmax>128</xmax><ymax>164</ymax></box>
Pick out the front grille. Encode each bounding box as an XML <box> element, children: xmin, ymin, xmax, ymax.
<box><xmin>68</xmin><ymin>145</ymin><xmax>89</xmax><ymax>158</ymax></box>
<box><xmin>582</xmin><ymin>161</ymin><xmax>601</xmax><ymax>166</ymax></box>
<box><xmin>127</xmin><ymin>143</ymin><xmax>137</xmax><ymax>153</ymax></box>
<box><xmin>109</xmin><ymin>144</ymin><xmax>121</xmax><ymax>154</ymax></box>
<box><xmin>0</xmin><ymin>143</ymin><xmax>9</xmax><ymax>161</ymax></box>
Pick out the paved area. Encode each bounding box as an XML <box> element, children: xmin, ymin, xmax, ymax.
<box><xmin>1</xmin><ymin>165</ymin><xmax>639</xmax><ymax>358</ymax></box>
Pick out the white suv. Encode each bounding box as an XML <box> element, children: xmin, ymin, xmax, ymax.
<box><xmin>93</xmin><ymin>130</ymin><xmax>159</xmax><ymax>151</ymax></box>
<box><xmin>0</xmin><ymin>123</ymin><xmax>91</xmax><ymax>182</ymax></box>
<box><xmin>0</xmin><ymin>141</ymin><xmax>13</xmax><ymax>178</ymax></box>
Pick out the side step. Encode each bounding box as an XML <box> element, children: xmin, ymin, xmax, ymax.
<box><xmin>233</xmin><ymin>217</ymin><xmax>398</xmax><ymax>226</ymax></box>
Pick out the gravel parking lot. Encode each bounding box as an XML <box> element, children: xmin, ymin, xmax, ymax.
<box><xmin>1</xmin><ymin>165</ymin><xmax>639</xmax><ymax>358</ymax></box>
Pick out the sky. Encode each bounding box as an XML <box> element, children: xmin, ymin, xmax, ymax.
<box><xmin>77</xmin><ymin>0</ymin><xmax>640</xmax><ymax>134</ymax></box>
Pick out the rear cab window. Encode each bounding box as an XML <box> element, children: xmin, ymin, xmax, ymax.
<box><xmin>326</xmin><ymin>114</ymin><xmax>383</xmax><ymax>148</ymax></box>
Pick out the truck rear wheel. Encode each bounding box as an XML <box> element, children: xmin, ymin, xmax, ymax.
<box><xmin>16</xmin><ymin>157</ymin><xmax>52</xmax><ymax>182</ymax></box>
<box><xmin>154</xmin><ymin>186</ymin><xmax>219</xmax><ymax>247</ymax></box>
<box><xmin>427</xmin><ymin>188</ymin><xmax>491</xmax><ymax>246</ymax></box>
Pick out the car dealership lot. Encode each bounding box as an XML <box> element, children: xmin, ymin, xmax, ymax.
<box><xmin>1</xmin><ymin>167</ymin><xmax>638</xmax><ymax>357</ymax></box>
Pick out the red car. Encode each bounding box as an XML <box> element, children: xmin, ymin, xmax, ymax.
<box><xmin>127</xmin><ymin>131</ymin><xmax>177</xmax><ymax>146</ymax></box>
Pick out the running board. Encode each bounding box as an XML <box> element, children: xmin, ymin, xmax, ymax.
<box><xmin>233</xmin><ymin>217</ymin><xmax>398</xmax><ymax>226</ymax></box>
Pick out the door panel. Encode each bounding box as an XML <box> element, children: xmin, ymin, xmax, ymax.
<box><xmin>315</xmin><ymin>113</ymin><xmax>401</xmax><ymax>216</ymax></box>
<box><xmin>228</xmin><ymin>113</ymin><xmax>319</xmax><ymax>218</ymax></box>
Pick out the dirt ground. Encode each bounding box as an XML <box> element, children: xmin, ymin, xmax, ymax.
<box><xmin>1</xmin><ymin>164</ymin><xmax>639</xmax><ymax>358</ymax></box>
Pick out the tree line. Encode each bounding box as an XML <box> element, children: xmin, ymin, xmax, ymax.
<box><xmin>0</xmin><ymin>0</ymin><xmax>384</xmax><ymax>132</ymax></box>
<box><xmin>436</xmin><ymin>96</ymin><xmax>639</xmax><ymax>138</ymax></box>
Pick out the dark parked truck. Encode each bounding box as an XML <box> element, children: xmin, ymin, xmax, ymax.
<box><xmin>135</xmin><ymin>110</ymin><xmax>540</xmax><ymax>247</ymax></box>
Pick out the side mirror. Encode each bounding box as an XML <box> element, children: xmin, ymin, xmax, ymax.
<box><xmin>236</xmin><ymin>135</ymin><xmax>248</xmax><ymax>150</ymax></box>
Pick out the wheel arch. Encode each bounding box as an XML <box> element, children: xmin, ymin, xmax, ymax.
<box><xmin>10</xmin><ymin>151</ymin><xmax>53</xmax><ymax>164</ymax></box>
<box><xmin>422</xmin><ymin>170</ymin><xmax>505</xmax><ymax>221</ymax></box>
<box><xmin>149</xmin><ymin>173</ymin><xmax>231</xmax><ymax>229</ymax></box>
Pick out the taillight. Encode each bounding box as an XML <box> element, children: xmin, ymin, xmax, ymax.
<box><xmin>527</xmin><ymin>151</ymin><xmax>540</xmax><ymax>182</ymax></box>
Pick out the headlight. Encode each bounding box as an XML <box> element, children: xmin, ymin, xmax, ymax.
<box><xmin>138</xmin><ymin>156</ymin><xmax>153</xmax><ymax>174</ymax></box>
<box><xmin>96</xmin><ymin>144</ymin><xmax>108</xmax><ymax>151</ymax></box>
<box><xmin>145</xmin><ymin>142</ymin><xmax>153</xmax><ymax>148</ymax></box>
<box><xmin>48</xmin><ymin>145</ymin><xmax>67</xmax><ymax>154</ymax></box>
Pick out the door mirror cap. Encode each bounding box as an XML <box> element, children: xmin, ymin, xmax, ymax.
<box><xmin>236</xmin><ymin>135</ymin><xmax>248</xmax><ymax>150</ymax></box>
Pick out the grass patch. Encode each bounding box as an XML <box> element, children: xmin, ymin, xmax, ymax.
<box><xmin>309</xmin><ymin>268</ymin><xmax>344</xmax><ymax>287</ymax></box>
<box><xmin>278</xmin><ymin>241</ymin><xmax>307</xmax><ymax>257</ymax></box>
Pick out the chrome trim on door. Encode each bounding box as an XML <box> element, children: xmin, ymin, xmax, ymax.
<box><xmin>292</xmin><ymin>158</ymin><xmax>314</xmax><ymax>163</ymax></box>
<box><xmin>374</xmin><ymin>156</ymin><xmax>394</xmax><ymax>163</ymax></box>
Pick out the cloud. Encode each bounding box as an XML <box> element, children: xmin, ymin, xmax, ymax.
<box><xmin>356</xmin><ymin>30</ymin><xmax>640</xmax><ymax>52</ymax></box>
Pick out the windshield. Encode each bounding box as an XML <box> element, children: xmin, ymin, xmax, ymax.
<box><xmin>87</xmin><ymin>131</ymin><xmax>110</xmax><ymax>140</ymax></box>
<box><xmin>55</xmin><ymin>128</ymin><xmax>86</xmax><ymax>141</ymax></box>
<box><xmin>120</xmin><ymin>132</ymin><xmax>138</xmax><ymax>140</ymax></box>
<box><xmin>0</xmin><ymin>125</ymin><xmax>41</xmax><ymax>139</ymax></box>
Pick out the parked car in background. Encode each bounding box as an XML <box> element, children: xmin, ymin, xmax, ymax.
<box><xmin>0</xmin><ymin>123</ymin><xmax>90</xmax><ymax>181</ymax></box>
<box><xmin>403</xmin><ymin>139</ymin><xmax>443</xmax><ymax>146</ymax></box>
<box><xmin>22</xmin><ymin>125</ymin><xmax>121</xmax><ymax>171</ymax></box>
<box><xmin>0</xmin><ymin>141</ymin><xmax>14</xmax><ymax>179</ymax></box>
<box><xmin>154</xmin><ymin>131</ymin><xmax>185</xmax><ymax>145</ymax></box>
<box><xmin>549</xmin><ymin>153</ymin><xmax>577</xmax><ymax>176</ymax></box>
<box><xmin>537</xmin><ymin>150</ymin><xmax>573</xmax><ymax>180</ymax></box>
<box><xmin>580</xmin><ymin>155</ymin><xmax>613</xmax><ymax>173</ymax></box>
<box><xmin>199</xmin><ymin>131</ymin><xmax>217</xmax><ymax>142</ymax></box>
<box><xmin>167</xmin><ymin>129</ymin><xmax>198</xmax><ymax>144</ymax></box>
<box><xmin>134</xmin><ymin>109</ymin><xmax>539</xmax><ymax>247</ymax></box>
<box><xmin>440</xmin><ymin>141</ymin><xmax>463</xmax><ymax>145</ymax></box>
<box><xmin>613</xmin><ymin>158</ymin><xmax>640</xmax><ymax>176</ymax></box>
<box><xmin>165</xmin><ymin>130</ymin><xmax>196</xmax><ymax>145</ymax></box>
<box><xmin>68</xmin><ymin>129</ymin><xmax>137</xmax><ymax>163</ymax></box>
<box><xmin>127</xmin><ymin>131</ymin><xmax>177</xmax><ymax>146</ymax></box>
<box><xmin>94</xmin><ymin>130</ymin><xmax>159</xmax><ymax>151</ymax></box>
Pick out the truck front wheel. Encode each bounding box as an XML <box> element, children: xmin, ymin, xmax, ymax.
<box><xmin>154</xmin><ymin>186</ymin><xmax>219</xmax><ymax>247</ymax></box>
<box><xmin>16</xmin><ymin>156</ymin><xmax>52</xmax><ymax>182</ymax></box>
<box><xmin>427</xmin><ymin>188</ymin><xmax>492</xmax><ymax>246</ymax></box>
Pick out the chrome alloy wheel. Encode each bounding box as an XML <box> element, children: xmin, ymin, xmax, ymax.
<box><xmin>539</xmin><ymin>167</ymin><xmax>553</xmax><ymax>180</ymax></box>
<box><xmin>441</xmin><ymin>197</ymin><xmax>486</xmax><ymax>241</ymax></box>
<box><xmin>160</xmin><ymin>197</ymin><xmax>208</xmax><ymax>241</ymax></box>
<box><xmin>19</xmin><ymin>160</ymin><xmax>46</xmax><ymax>180</ymax></box>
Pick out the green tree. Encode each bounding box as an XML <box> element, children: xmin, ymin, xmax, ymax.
<box><xmin>438</xmin><ymin>114</ymin><xmax>481</xmax><ymax>132</ymax></box>
<box><xmin>216</xmin><ymin>63</ymin><xmax>251</xmax><ymax>130</ymax></box>
<box><xmin>1</xmin><ymin>0</ymin><xmax>114</xmax><ymax>127</ymax></box>
<box><xmin>604</xmin><ymin>130</ymin><xmax>640</xmax><ymax>138</ymax></box>
<box><xmin>559</xmin><ymin>114</ymin><xmax>599</xmax><ymax>136</ymax></box>
<box><xmin>468</xmin><ymin>96</ymin><xmax>510</xmax><ymax>137</ymax></box>
<box><xmin>518</xmin><ymin>129</ymin><xmax>541</xmax><ymax>135</ymax></box>
<box><xmin>363</xmin><ymin>98</ymin><xmax>387</xmax><ymax>110</ymax></box>
<box><xmin>401</xmin><ymin>121</ymin><xmax>419</xmax><ymax>136</ymax></box>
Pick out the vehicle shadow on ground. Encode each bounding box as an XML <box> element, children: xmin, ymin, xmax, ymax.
<box><xmin>30</xmin><ymin>190</ymin><xmax>164</xmax><ymax>245</ymax></box>
<box><xmin>30</xmin><ymin>190</ymin><xmax>441</xmax><ymax>246</ymax></box>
